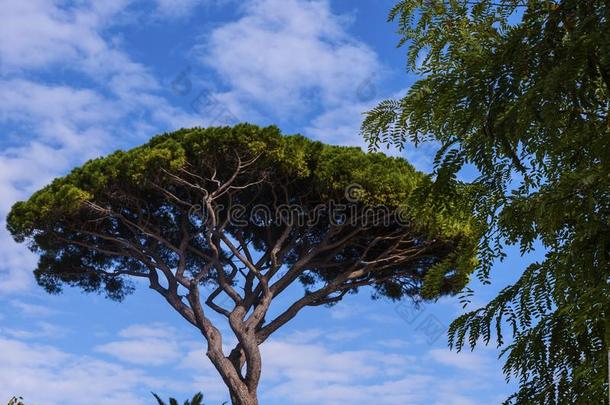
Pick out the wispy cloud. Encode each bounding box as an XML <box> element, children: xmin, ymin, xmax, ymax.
<box><xmin>0</xmin><ymin>334</ymin><xmax>172</xmax><ymax>405</ymax></box>
<box><xmin>0</xmin><ymin>316</ymin><xmax>508</xmax><ymax>404</ymax></box>
<box><xmin>1</xmin><ymin>321</ymin><xmax>68</xmax><ymax>340</ymax></box>
<box><xmin>9</xmin><ymin>299</ymin><xmax>59</xmax><ymax>317</ymax></box>
<box><xmin>95</xmin><ymin>323</ymin><xmax>182</xmax><ymax>366</ymax></box>
<box><xmin>0</xmin><ymin>0</ymin><xmax>134</xmax><ymax>73</ymax></box>
<box><xmin>194</xmin><ymin>0</ymin><xmax>381</xmax><ymax>124</ymax></box>
<box><xmin>258</xmin><ymin>335</ymin><xmax>503</xmax><ymax>405</ymax></box>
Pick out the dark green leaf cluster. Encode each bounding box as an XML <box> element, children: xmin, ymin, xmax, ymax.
<box><xmin>364</xmin><ymin>1</ymin><xmax>610</xmax><ymax>403</ymax></box>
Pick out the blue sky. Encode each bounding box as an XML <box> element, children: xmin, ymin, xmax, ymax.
<box><xmin>0</xmin><ymin>1</ymin><xmax>541</xmax><ymax>404</ymax></box>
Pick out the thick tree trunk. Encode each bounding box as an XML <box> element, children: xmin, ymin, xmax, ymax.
<box><xmin>207</xmin><ymin>349</ymin><xmax>259</xmax><ymax>405</ymax></box>
<box><xmin>227</xmin><ymin>341</ymin><xmax>261</xmax><ymax>404</ymax></box>
<box><xmin>228</xmin><ymin>389</ymin><xmax>258</xmax><ymax>405</ymax></box>
<box><xmin>184</xmin><ymin>288</ymin><xmax>261</xmax><ymax>405</ymax></box>
<box><xmin>229</xmin><ymin>391</ymin><xmax>258</xmax><ymax>405</ymax></box>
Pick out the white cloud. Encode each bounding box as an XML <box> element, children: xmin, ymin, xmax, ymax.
<box><xmin>304</xmin><ymin>96</ymin><xmax>382</xmax><ymax>148</ymax></box>
<box><xmin>256</xmin><ymin>336</ymin><xmax>505</xmax><ymax>405</ymax></box>
<box><xmin>193</xmin><ymin>0</ymin><xmax>428</xmax><ymax>170</ymax></box>
<box><xmin>177</xmin><ymin>332</ymin><xmax>427</xmax><ymax>404</ymax></box>
<box><xmin>118</xmin><ymin>323</ymin><xmax>177</xmax><ymax>340</ymax></box>
<box><xmin>9</xmin><ymin>300</ymin><xmax>59</xmax><ymax>317</ymax></box>
<box><xmin>95</xmin><ymin>323</ymin><xmax>182</xmax><ymax>366</ymax></box>
<box><xmin>263</xmin><ymin>340</ymin><xmax>401</xmax><ymax>384</ymax></box>
<box><xmin>0</xmin><ymin>79</ymin><xmax>116</xmax><ymax>124</ymax></box>
<box><xmin>196</xmin><ymin>0</ymin><xmax>381</xmax><ymax>120</ymax></box>
<box><xmin>95</xmin><ymin>339</ymin><xmax>182</xmax><ymax>366</ymax></box>
<box><xmin>0</xmin><ymin>234</ymin><xmax>36</xmax><ymax>294</ymax></box>
<box><xmin>0</xmin><ymin>0</ymin><xmax>133</xmax><ymax>72</ymax></box>
<box><xmin>428</xmin><ymin>348</ymin><xmax>493</xmax><ymax>373</ymax></box>
<box><xmin>1</xmin><ymin>321</ymin><xmax>68</xmax><ymax>340</ymax></box>
<box><xmin>0</xmin><ymin>314</ymin><xmax>509</xmax><ymax>404</ymax></box>
<box><xmin>0</xmin><ymin>334</ymin><xmax>170</xmax><ymax>405</ymax></box>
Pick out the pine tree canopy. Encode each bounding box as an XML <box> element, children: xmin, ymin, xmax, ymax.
<box><xmin>7</xmin><ymin>124</ymin><xmax>477</xmax><ymax>301</ymax></box>
<box><xmin>6</xmin><ymin>124</ymin><xmax>479</xmax><ymax>403</ymax></box>
<box><xmin>362</xmin><ymin>1</ymin><xmax>610</xmax><ymax>403</ymax></box>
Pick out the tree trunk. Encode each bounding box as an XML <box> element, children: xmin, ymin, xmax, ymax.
<box><xmin>205</xmin><ymin>341</ymin><xmax>260</xmax><ymax>405</ymax></box>
<box><xmin>206</xmin><ymin>349</ymin><xmax>259</xmax><ymax>405</ymax></box>
<box><xmin>184</xmin><ymin>287</ymin><xmax>262</xmax><ymax>405</ymax></box>
<box><xmin>229</xmin><ymin>389</ymin><xmax>258</xmax><ymax>405</ymax></box>
<box><xmin>208</xmin><ymin>354</ymin><xmax>259</xmax><ymax>405</ymax></box>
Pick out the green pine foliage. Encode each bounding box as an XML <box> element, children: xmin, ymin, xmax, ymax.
<box><xmin>363</xmin><ymin>1</ymin><xmax>610</xmax><ymax>403</ymax></box>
